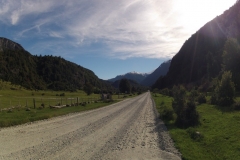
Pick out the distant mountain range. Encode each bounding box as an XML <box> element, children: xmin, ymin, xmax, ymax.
<box><xmin>141</xmin><ymin>60</ymin><xmax>171</xmax><ymax>86</ymax></box>
<box><xmin>108</xmin><ymin>71</ymin><xmax>149</xmax><ymax>84</ymax></box>
<box><xmin>108</xmin><ymin>60</ymin><xmax>171</xmax><ymax>87</ymax></box>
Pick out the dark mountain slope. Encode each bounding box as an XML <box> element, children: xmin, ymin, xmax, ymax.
<box><xmin>0</xmin><ymin>37</ymin><xmax>113</xmax><ymax>91</ymax></box>
<box><xmin>111</xmin><ymin>78</ymin><xmax>148</xmax><ymax>92</ymax></box>
<box><xmin>0</xmin><ymin>37</ymin><xmax>23</xmax><ymax>51</ymax></box>
<box><xmin>0</xmin><ymin>38</ymin><xmax>44</xmax><ymax>89</ymax></box>
<box><xmin>141</xmin><ymin>60</ymin><xmax>171</xmax><ymax>86</ymax></box>
<box><xmin>108</xmin><ymin>72</ymin><xmax>149</xmax><ymax>84</ymax></box>
<box><xmin>153</xmin><ymin>1</ymin><xmax>240</xmax><ymax>89</ymax></box>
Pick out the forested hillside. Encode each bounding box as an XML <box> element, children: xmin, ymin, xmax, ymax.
<box><xmin>0</xmin><ymin>37</ymin><xmax>114</xmax><ymax>91</ymax></box>
<box><xmin>153</xmin><ymin>1</ymin><xmax>240</xmax><ymax>90</ymax></box>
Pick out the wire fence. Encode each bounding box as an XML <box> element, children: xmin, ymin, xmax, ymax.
<box><xmin>0</xmin><ymin>96</ymin><xmax>100</xmax><ymax>111</ymax></box>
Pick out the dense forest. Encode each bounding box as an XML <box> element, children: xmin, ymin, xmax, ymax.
<box><xmin>0</xmin><ymin>38</ymin><xmax>114</xmax><ymax>92</ymax></box>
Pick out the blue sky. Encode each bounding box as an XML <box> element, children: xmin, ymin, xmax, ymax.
<box><xmin>0</xmin><ymin>0</ymin><xmax>236</xmax><ymax>80</ymax></box>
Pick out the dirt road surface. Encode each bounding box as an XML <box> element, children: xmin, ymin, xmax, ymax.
<box><xmin>0</xmin><ymin>92</ymin><xmax>181</xmax><ymax>160</ymax></box>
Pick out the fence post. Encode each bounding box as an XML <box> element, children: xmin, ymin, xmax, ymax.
<box><xmin>33</xmin><ymin>98</ymin><xmax>36</xmax><ymax>109</ymax></box>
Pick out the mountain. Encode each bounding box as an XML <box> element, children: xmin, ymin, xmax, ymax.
<box><xmin>111</xmin><ymin>78</ymin><xmax>149</xmax><ymax>93</ymax></box>
<box><xmin>0</xmin><ymin>37</ymin><xmax>114</xmax><ymax>92</ymax></box>
<box><xmin>108</xmin><ymin>71</ymin><xmax>149</xmax><ymax>84</ymax></box>
<box><xmin>0</xmin><ymin>37</ymin><xmax>23</xmax><ymax>51</ymax></box>
<box><xmin>153</xmin><ymin>1</ymin><xmax>240</xmax><ymax>89</ymax></box>
<box><xmin>141</xmin><ymin>60</ymin><xmax>171</xmax><ymax>86</ymax></box>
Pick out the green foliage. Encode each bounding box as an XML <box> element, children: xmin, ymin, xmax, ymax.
<box><xmin>172</xmin><ymin>85</ymin><xmax>186</xmax><ymax>114</ymax></box>
<box><xmin>83</xmin><ymin>83</ymin><xmax>94</xmax><ymax>95</ymax></box>
<box><xmin>186</xmin><ymin>127</ymin><xmax>204</xmax><ymax>141</ymax></box>
<box><xmin>212</xmin><ymin>71</ymin><xmax>235</xmax><ymax>106</ymax></box>
<box><xmin>197</xmin><ymin>93</ymin><xmax>207</xmax><ymax>104</ymax></box>
<box><xmin>222</xmin><ymin>38</ymin><xmax>240</xmax><ymax>90</ymax></box>
<box><xmin>152</xmin><ymin>88</ymin><xmax>159</xmax><ymax>93</ymax></box>
<box><xmin>159</xmin><ymin>88</ymin><xmax>172</xmax><ymax>96</ymax></box>
<box><xmin>159</xmin><ymin>105</ymin><xmax>174</xmax><ymax>121</ymax></box>
<box><xmin>152</xmin><ymin>94</ymin><xmax>240</xmax><ymax>160</ymax></box>
<box><xmin>60</xmin><ymin>93</ymin><xmax>65</xmax><ymax>96</ymax></box>
<box><xmin>172</xmin><ymin>86</ymin><xmax>200</xmax><ymax>128</ymax></box>
<box><xmin>234</xmin><ymin>102</ymin><xmax>240</xmax><ymax>110</ymax></box>
<box><xmin>119</xmin><ymin>79</ymin><xmax>131</xmax><ymax>93</ymax></box>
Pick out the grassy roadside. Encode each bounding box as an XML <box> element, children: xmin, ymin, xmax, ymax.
<box><xmin>0</xmin><ymin>86</ymin><xmax>137</xmax><ymax>127</ymax></box>
<box><xmin>0</xmin><ymin>100</ymin><xmax>117</xmax><ymax>127</ymax></box>
<box><xmin>152</xmin><ymin>93</ymin><xmax>240</xmax><ymax>160</ymax></box>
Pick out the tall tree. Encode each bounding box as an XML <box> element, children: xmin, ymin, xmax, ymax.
<box><xmin>83</xmin><ymin>83</ymin><xmax>94</xmax><ymax>95</ymax></box>
<box><xmin>222</xmin><ymin>38</ymin><xmax>240</xmax><ymax>90</ymax></box>
<box><xmin>212</xmin><ymin>71</ymin><xmax>235</xmax><ymax>106</ymax></box>
<box><xmin>119</xmin><ymin>79</ymin><xmax>131</xmax><ymax>93</ymax></box>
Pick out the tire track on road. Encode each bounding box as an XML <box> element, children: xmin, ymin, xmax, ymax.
<box><xmin>0</xmin><ymin>93</ymin><xmax>181</xmax><ymax>160</ymax></box>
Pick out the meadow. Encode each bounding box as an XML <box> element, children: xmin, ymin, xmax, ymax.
<box><xmin>152</xmin><ymin>93</ymin><xmax>240</xmax><ymax>160</ymax></box>
<box><xmin>0</xmin><ymin>82</ymin><xmax>132</xmax><ymax>127</ymax></box>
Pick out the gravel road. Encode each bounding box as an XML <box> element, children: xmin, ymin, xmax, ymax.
<box><xmin>0</xmin><ymin>92</ymin><xmax>181</xmax><ymax>160</ymax></box>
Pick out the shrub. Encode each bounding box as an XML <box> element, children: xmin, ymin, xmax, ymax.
<box><xmin>187</xmin><ymin>127</ymin><xmax>204</xmax><ymax>141</ymax></box>
<box><xmin>210</xmin><ymin>92</ymin><xmax>218</xmax><ymax>105</ymax></box>
<box><xmin>190</xmin><ymin>89</ymin><xmax>199</xmax><ymax>98</ymax></box>
<box><xmin>172</xmin><ymin>85</ymin><xmax>200</xmax><ymax>128</ymax></box>
<box><xmin>197</xmin><ymin>93</ymin><xmax>207</xmax><ymax>104</ymax></box>
<box><xmin>159</xmin><ymin>88</ymin><xmax>171</xmax><ymax>96</ymax></box>
<box><xmin>234</xmin><ymin>102</ymin><xmax>240</xmax><ymax>110</ymax></box>
<box><xmin>212</xmin><ymin>71</ymin><xmax>235</xmax><ymax>106</ymax></box>
<box><xmin>7</xmin><ymin>109</ymin><xmax>13</xmax><ymax>113</ymax></box>
<box><xmin>159</xmin><ymin>105</ymin><xmax>174</xmax><ymax>121</ymax></box>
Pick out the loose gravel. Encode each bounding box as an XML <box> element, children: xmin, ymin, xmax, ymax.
<box><xmin>0</xmin><ymin>92</ymin><xmax>181</xmax><ymax>160</ymax></box>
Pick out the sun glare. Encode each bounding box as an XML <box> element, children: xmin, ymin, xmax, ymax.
<box><xmin>173</xmin><ymin>0</ymin><xmax>236</xmax><ymax>33</ymax></box>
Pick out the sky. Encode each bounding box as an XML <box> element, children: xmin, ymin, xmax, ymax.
<box><xmin>0</xmin><ymin>0</ymin><xmax>237</xmax><ymax>80</ymax></box>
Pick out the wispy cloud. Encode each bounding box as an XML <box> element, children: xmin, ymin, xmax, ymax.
<box><xmin>0</xmin><ymin>0</ymin><xmax>236</xmax><ymax>59</ymax></box>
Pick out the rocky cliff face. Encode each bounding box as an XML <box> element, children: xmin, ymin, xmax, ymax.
<box><xmin>0</xmin><ymin>37</ymin><xmax>24</xmax><ymax>51</ymax></box>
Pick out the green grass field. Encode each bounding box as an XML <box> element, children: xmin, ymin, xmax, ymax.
<box><xmin>0</xmin><ymin>81</ymin><xmax>135</xmax><ymax>127</ymax></box>
<box><xmin>152</xmin><ymin>93</ymin><xmax>240</xmax><ymax>160</ymax></box>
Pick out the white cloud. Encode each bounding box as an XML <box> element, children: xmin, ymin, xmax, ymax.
<box><xmin>0</xmin><ymin>0</ymin><xmax>236</xmax><ymax>59</ymax></box>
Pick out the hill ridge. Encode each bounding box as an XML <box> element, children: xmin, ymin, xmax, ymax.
<box><xmin>153</xmin><ymin>2</ymin><xmax>240</xmax><ymax>89</ymax></box>
<box><xmin>0</xmin><ymin>37</ymin><xmax>113</xmax><ymax>92</ymax></box>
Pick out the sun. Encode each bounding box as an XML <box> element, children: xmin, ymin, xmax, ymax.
<box><xmin>173</xmin><ymin>0</ymin><xmax>236</xmax><ymax>33</ymax></box>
